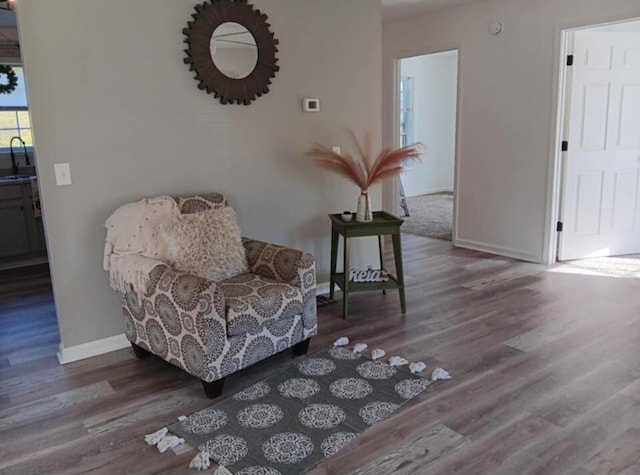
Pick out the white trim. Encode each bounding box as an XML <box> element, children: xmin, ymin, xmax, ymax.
<box><xmin>316</xmin><ymin>281</ymin><xmax>330</xmax><ymax>296</ymax></box>
<box><xmin>56</xmin><ymin>283</ymin><xmax>335</xmax><ymax>364</ymax></box>
<box><xmin>383</xmin><ymin>57</ymin><xmax>401</xmax><ymax>214</ymax></box>
<box><xmin>455</xmin><ymin>238</ymin><xmax>541</xmax><ymax>264</ymax></box>
<box><xmin>544</xmin><ymin>25</ymin><xmax>570</xmax><ymax>265</ymax></box>
<box><xmin>404</xmin><ymin>187</ymin><xmax>453</xmax><ymax>198</ymax></box>
<box><xmin>57</xmin><ymin>333</ymin><xmax>130</xmax><ymax>364</ymax></box>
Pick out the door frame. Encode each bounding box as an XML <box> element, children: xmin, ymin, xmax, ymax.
<box><xmin>545</xmin><ymin>16</ymin><xmax>640</xmax><ymax>264</ymax></box>
<box><xmin>384</xmin><ymin>45</ymin><xmax>462</xmax><ymax>245</ymax></box>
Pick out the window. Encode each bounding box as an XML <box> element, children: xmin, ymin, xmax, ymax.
<box><xmin>399</xmin><ymin>77</ymin><xmax>414</xmax><ymax>148</ymax></box>
<box><xmin>0</xmin><ymin>66</ymin><xmax>32</xmax><ymax>148</ymax></box>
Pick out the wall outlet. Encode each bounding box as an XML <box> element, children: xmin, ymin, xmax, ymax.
<box><xmin>54</xmin><ymin>163</ymin><xmax>72</xmax><ymax>186</ymax></box>
<box><xmin>332</xmin><ymin>146</ymin><xmax>341</xmax><ymax>154</ymax></box>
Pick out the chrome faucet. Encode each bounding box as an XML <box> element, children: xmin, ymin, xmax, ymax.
<box><xmin>9</xmin><ymin>136</ymin><xmax>30</xmax><ymax>176</ymax></box>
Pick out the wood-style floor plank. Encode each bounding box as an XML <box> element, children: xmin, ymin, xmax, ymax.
<box><xmin>1</xmin><ymin>239</ymin><xmax>640</xmax><ymax>474</ymax></box>
<box><xmin>581</xmin><ymin>427</ymin><xmax>640</xmax><ymax>475</ymax></box>
<box><xmin>346</xmin><ymin>424</ymin><xmax>465</xmax><ymax>475</ymax></box>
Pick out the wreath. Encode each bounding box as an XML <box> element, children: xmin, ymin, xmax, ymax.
<box><xmin>0</xmin><ymin>65</ymin><xmax>18</xmax><ymax>95</ymax></box>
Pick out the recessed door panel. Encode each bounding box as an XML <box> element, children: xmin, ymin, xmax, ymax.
<box><xmin>580</xmin><ymin>84</ymin><xmax>610</xmax><ymax>151</ymax></box>
<box><xmin>623</xmin><ymin>49</ymin><xmax>640</xmax><ymax>70</ymax></box>
<box><xmin>574</xmin><ymin>172</ymin><xmax>604</xmax><ymax>235</ymax></box>
<box><xmin>610</xmin><ymin>170</ymin><xmax>639</xmax><ymax>233</ymax></box>
<box><xmin>618</xmin><ymin>86</ymin><xmax>640</xmax><ymax>148</ymax></box>
<box><xmin>585</xmin><ymin>46</ymin><xmax>613</xmax><ymax>70</ymax></box>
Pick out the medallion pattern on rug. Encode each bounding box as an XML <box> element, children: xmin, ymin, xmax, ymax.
<box><xmin>169</xmin><ymin>346</ymin><xmax>433</xmax><ymax>474</ymax></box>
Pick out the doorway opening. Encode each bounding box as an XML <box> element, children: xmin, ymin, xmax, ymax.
<box><xmin>397</xmin><ymin>50</ymin><xmax>458</xmax><ymax>242</ymax></box>
<box><xmin>0</xmin><ymin>8</ymin><xmax>60</xmax><ymax>365</ymax></box>
<box><xmin>550</xmin><ymin>18</ymin><xmax>640</xmax><ymax>277</ymax></box>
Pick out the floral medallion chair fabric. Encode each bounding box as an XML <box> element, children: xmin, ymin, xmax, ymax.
<box><xmin>116</xmin><ymin>193</ymin><xmax>317</xmax><ymax>397</ymax></box>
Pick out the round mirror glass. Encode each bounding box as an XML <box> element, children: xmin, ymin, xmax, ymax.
<box><xmin>210</xmin><ymin>22</ymin><xmax>258</xmax><ymax>79</ymax></box>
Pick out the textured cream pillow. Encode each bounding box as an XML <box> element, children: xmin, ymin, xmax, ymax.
<box><xmin>159</xmin><ymin>207</ymin><xmax>248</xmax><ymax>282</ymax></box>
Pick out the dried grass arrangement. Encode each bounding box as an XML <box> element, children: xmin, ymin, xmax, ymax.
<box><xmin>307</xmin><ymin>131</ymin><xmax>422</xmax><ymax>222</ymax></box>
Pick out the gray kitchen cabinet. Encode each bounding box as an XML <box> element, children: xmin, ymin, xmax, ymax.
<box><xmin>32</xmin><ymin>218</ymin><xmax>47</xmax><ymax>253</ymax></box>
<box><xmin>0</xmin><ymin>180</ymin><xmax>47</xmax><ymax>263</ymax></box>
<box><xmin>0</xmin><ymin>194</ymin><xmax>30</xmax><ymax>258</ymax></box>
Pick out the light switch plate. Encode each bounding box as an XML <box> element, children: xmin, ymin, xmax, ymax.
<box><xmin>332</xmin><ymin>146</ymin><xmax>341</xmax><ymax>154</ymax></box>
<box><xmin>54</xmin><ymin>163</ymin><xmax>72</xmax><ymax>186</ymax></box>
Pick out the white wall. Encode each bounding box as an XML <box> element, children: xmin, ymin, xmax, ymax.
<box><xmin>400</xmin><ymin>51</ymin><xmax>457</xmax><ymax>197</ymax></box>
<box><xmin>17</xmin><ymin>0</ymin><xmax>382</xmax><ymax>349</ymax></box>
<box><xmin>383</xmin><ymin>0</ymin><xmax>640</xmax><ymax>263</ymax></box>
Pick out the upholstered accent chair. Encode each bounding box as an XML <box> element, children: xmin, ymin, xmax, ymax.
<box><xmin>111</xmin><ymin>193</ymin><xmax>317</xmax><ymax>397</ymax></box>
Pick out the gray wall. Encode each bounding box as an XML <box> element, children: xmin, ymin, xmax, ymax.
<box><xmin>383</xmin><ymin>0</ymin><xmax>640</xmax><ymax>263</ymax></box>
<box><xmin>17</xmin><ymin>0</ymin><xmax>382</xmax><ymax>348</ymax></box>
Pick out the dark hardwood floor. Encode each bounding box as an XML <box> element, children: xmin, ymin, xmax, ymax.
<box><xmin>1</xmin><ymin>236</ymin><xmax>639</xmax><ymax>474</ymax></box>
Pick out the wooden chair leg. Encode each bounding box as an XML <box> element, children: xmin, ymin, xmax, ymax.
<box><xmin>292</xmin><ymin>338</ymin><xmax>311</xmax><ymax>356</ymax></box>
<box><xmin>131</xmin><ymin>342</ymin><xmax>151</xmax><ymax>359</ymax></box>
<box><xmin>202</xmin><ymin>378</ymin><xmax>225</xmax><ymax>399</ymax></box>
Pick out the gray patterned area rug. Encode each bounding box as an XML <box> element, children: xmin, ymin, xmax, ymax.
<box><xmin>167</xmin><ymin>346</ymin><xmax>434</xmax><ymax>474</ymax></box>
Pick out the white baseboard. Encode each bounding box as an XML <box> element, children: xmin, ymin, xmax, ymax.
<box><xmin>405</xmin><ymin>187</ymin><xmax>454</xmax><ymax>198</ymax></box>
<box><xmin>57</xmin><ymin>333</ymin><xmax>130</xmax><ymax>365</ymax></box>
<box><xmin>316</xmin><ymin>282</ymin><xmax>330</xmax><ymax>296</ymax></box>
<box><xmin>455</xmin><ymin>238</ymin><xmax>541</xmax><ymax>264</ymax></box>
<box><xmin>54</xmin><ymin>282</ymin><xmax>347</xmax><ymax>365</ymax></box>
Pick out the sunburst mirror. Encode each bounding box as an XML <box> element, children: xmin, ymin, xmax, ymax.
<box><xmin>183</xmin><ymin>0</ymin><xmax>279</xmax><ymax>105</ymax></box>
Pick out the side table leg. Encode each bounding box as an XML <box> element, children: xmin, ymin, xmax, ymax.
<box><xmin>378</xmin><ymin>235</ymin><xmax>386</xmax><ymax>295</ymax></box>
<box><xmin>391</xmin><ymin>233</ymin><xmax>406</xmax><ymax>313</ymax></box>
<box><xmin>342</xmin><ymin>236</ymin><xmax>350</xmax><ymax>319</ymax></box>
<box><xmin>399</xmin><ymin>180</ymin><xmax>410</xmax><ymax>217</ymax></box>
<box><xmin>329</xmin><ymin>229</ymin><xmax>339</xmax><ymax>300</ymax></box>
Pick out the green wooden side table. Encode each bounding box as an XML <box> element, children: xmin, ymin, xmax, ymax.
<box><xmin>329</xmin><ymin>211</ymin><xmax>406</xmax><ymax>318</ymax></box>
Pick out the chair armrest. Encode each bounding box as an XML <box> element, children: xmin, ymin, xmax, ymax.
<box><xmin>242</xmin><ymin>238</ymin><xmax>317</xmax><ymax>339</ymax></box>
<box><xmin>242</xmin><ymin>237</ymin><xmax>315</xmax><ymax>290</ymax></box>
<box><xmin>141</xmin><ymin>263</ymin><xmax>226</xmax><ymax>328</ymax></box>
<box><xmin>120</xmin><ymin>263</ymin><xmax>228</xmax><ymax>381</ymax></box>
<box><xmin>107</xmin><ymin>254</ymin><xmax>166</xmax><ymax>296</ymax></box>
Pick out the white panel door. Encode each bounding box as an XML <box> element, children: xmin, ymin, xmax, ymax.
<box><xmin>559</xmin><ymin>32</ymin><xmax>640</xmax><ymax>260</ymax></box>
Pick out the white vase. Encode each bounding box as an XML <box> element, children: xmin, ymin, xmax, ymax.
<box><xmin>356</xmin><ymin>189</ymin><xmax>372</xmax><ymax>222</ymax></box>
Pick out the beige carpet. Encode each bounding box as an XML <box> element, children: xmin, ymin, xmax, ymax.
<box><xmin>401</xmin><ymin>192</ymin><xmax>453</xmax><ymax>241</ymax></box>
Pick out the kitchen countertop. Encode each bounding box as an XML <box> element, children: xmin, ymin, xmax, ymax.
<box><xmin>0</xmin><ymin>175</ymin><xmax>36</xmax><ymax>186</ymax></box>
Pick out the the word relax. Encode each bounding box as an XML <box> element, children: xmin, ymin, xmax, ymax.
<box><xmin>349</xmin><ymin>267</ymin><xmax>389</xmax><ymax>283</ymax></box>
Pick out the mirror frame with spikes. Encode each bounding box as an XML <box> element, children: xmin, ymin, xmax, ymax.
<box><xmin>183</xmin><ymin>0</ymin><xmax>279</xmax><ymax>105</ymax></box>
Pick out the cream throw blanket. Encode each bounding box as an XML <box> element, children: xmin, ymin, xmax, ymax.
<box><xmin>104</xmin><ymin>196</ymin><xmax>178</xmax><ymax>295</ymax></box>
